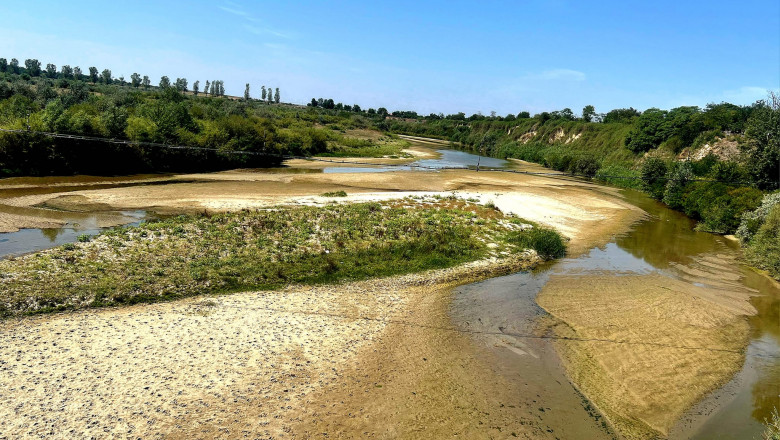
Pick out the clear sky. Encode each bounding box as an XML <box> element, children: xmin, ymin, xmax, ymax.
<box><xmin>1</xmin><ymin>0</ymin><xmax>778</xmax><ymax>116</ymax></box>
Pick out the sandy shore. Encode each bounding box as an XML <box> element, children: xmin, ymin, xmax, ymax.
<box><xmin>0</xmin><ymin>257</ymin><xmax>561</xmax><ymax>439</ymax></box>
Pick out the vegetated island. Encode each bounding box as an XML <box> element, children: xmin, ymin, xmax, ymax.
<box><xmin>0</xmin><ymin>196</ymin><xmax>564</xmax><ymax>318</ymax></box>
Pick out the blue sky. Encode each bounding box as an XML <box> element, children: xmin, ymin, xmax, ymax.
<box><xmin>1</xmin><ymin>0</ymin><xmax>778</xmax><ymax>116</ymax></box>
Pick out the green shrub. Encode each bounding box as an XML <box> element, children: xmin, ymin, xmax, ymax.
<box><xmin>663</xmin><ymin>162</ymin><xmax>693</xmax><ymax>210</ymax></box>
<box><xmin>574</xmin><ymin>156</ymin><xmax>600</xmax><ymax>178</ymax></box>
<box><xmin>509</xmin><ymin>227</ymin><xmax>566</xmax><ymax>259</ymax></box>
<box><xmin>737</xmin><ymin>191</ymin><xmax>780</xmax><ymax>243</ymax></box>
<box><xmin>641</xmin><ymin>158</ymin><xmax>668</xmax><ymax>200</ymax></box>
<box><xmin>77</xmin><ymin>234</ymin><xmax>91</xmax><ymax>242</ymax></box>
<box><xmin>321</xmin><ymin>191</ymin><xmax>347</xmax><ymax>197</ymax></box>
<box><xmin>744</xmin><ymin>204</ymin><xmax>780</xmax><ymax>278</ymax></box>
<box><xmin>595</xmin><ymin>164</ymin><xmax>643</xmax><ymax>189</ymax></box>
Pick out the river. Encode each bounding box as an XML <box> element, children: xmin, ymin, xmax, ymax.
<box><xmin>0</xmin><ymin>147</ymin><xmax>776</xmax><ymax>438</ymax></box>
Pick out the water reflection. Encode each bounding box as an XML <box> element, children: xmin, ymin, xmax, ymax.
<box><xmin>0</xmin><ymin>210</ymin><xmax>148</xmax><ymax>258</ymax></box>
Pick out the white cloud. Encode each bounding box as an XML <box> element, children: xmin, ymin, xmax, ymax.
<box><xmin>243</xmin><ymin>24</ymin><xmax>294</xmax><ymax>39</ymax></box>
<box><xmin>218</xmin><ymin>6</ymin><xmax>247</xmax><ymax>17</ymax></box>
<box><xmin>536</xmin><ymin>68</ymin><xmax>586</xmax><ymax>81</ymax></box>
<box><xmin>220</xmin><ymin>3</ymin><xmax>294</xmax><ymax>39</ymax></box>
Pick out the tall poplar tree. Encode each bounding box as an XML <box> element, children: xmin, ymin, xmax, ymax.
<box><xmin>101</xmin><ymin>69</ymin><xmax>112</xmax><ymax>84</ymax></box>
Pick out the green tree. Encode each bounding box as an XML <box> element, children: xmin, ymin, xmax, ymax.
<box><xmin>641</xmin><ymin>157</ymin><xmax>669</xmax><ymax>199</ymax></box>
<box><xmin>274</xmin><ymin>88</ymin><xmax>280</xmax><ymax>104</ymax></box>
<box><xmin>9</xmin><ymin>58</ymin><xmax>19</xmax><ymax>74</ymax></box>
<box><xmin>261</xmin><ymin>86</ymin><xmax>266</xmax><ymax>100</ymax></box>
<box><xmin>101</xmin><ymin>69</ymin><xmax>112</xmax><ymax>84</ymax></box>
<box><xmin>193</xmin><ymin>80</ymin><xmax>200</xmax><ymax>96</ymax></box>
<box><xmin>61</xmin><ymin>65</ymin><xmax>73</xmax><ymax>78</ymax></box>
<box><xmin>267</xmin><ymin>86</ymin><xmax>272</xmax><ymax>103</ymax></box>
<box><xmin>130</xmin><ymin>73</ymin><xmax>141</xmax><ymax>88</ymax></box>
<box><xmin>603</xmin><ymin>107</ymin><xmax>640</xmax><ymax>123</ymax></box>
<box><xmin>310</xmin><ymin>98</ymin><xmax>318</xmax><ymax>107</ymax></box>
<box><xmin>24</xmin><ymin>59</ymin><xmax>42</xmax><ymax>76</ymax></box>
<box><xmin>88</xmin><ymin>67</ymin><xmax>99</xmax><ymax>82</ymax></box>
<box><xmin>142</xmin><ymin>75</ymin><xmax>150</xmax><ymax>89</ymax></box>
<box><xmin>517</xmin><ymin>111</ymin><xmax>530</xmax><ymax>119</ymax></box>
<box><xmin>73</xmin><ymin>66</ymin><xmax>82</xmax><ymax>80</ymax></box>
<box><xmin>743</xmin><ymin>92</ymin><xmax>780</xmax><ymax>190</ymax></box>
<box><xmin>175</xmin><ymin>77</ymin><xmax>188</xmax><ymax>92</ymax></box>
<box><xmin>244</xmin><ymin>83</ymin><xmax>250</xmax><ymax>100</ymax></box>
<box><xmin>626</xmin><ymin>108</ymin><xmax>667</xmax><ymax>153</ymax></box>
<box><xmin>582</xmin><ymin>105</ymin><xmax>596</xmax><ymax>122</ymax></box>
<box><xmin>0</xmin><ymin>58</ymin><xmax>6</xmax><ymax>72</ymax></box>
<box><xmin>45</xmin><ymin>63</ymin><xmax>57</xmax><ymax>78</ymax></box>
<box><xmin>159</xmin><ymin>76</ymin><xmax>170</xmax><ymax>88</ymax></box>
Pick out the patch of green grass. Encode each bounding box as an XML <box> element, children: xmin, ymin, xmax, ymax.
<box><xmin>0</xmin><ymin>199</ymin><xmax>565</xmax><ymax>318</ymax></box>
<box><xmin>321</xmin><ymin>191</ymin><xmax>347</xmax><ymax>197</ymax></box>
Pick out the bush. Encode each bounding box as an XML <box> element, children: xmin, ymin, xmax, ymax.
<box><xmin>509</xmin><ymin>227</ymin><xmax>566</xmax><ymax>259</ymax></box>
<box><xmin>595</xmin><ymin>164</ymin><xmax>643</xmax><ymax>189</ymax></box>
<box><xmin>574</xmin><ymin>156</ymin><xmax>600</xmax><ymax>177</ymax></box>
<box><xmin>321</xmin><ymin>191</ymin><xmax>347</xmax><ymax>197</ymax></box>
<box><xmin>744</xmin><ymin>204</ymin><xmax>780</xmax><ymax>278</ymax></box>
<box><xmin>641</xmin><ymin>158</ymin><xmax>668</xmax><ymax>200</ymax></box>
<box><xmin>663</xmin><ymin>162</ymin><xmax>693</xmax><ymax>210</ymax></box>
<box><xmin>737</xmin><ymin>191</ymin><xmax>780</xmax><ymax>243</ymax></box>
<box><xmin>683</xmin><ymin>183</ymin><xmax>762</xmax><ymax>233</ymax></box>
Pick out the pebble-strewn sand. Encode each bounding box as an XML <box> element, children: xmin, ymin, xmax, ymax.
<box><xmin>0</xmin><ymin>257</ymin><xmax>548</xmax><ymax>439</ymax></box>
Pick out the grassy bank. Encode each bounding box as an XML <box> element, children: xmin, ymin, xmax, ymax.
<box><xmin>0</xmin><ymin>197</ymin><xmax>564</xmax><ymax>318</ymax></box>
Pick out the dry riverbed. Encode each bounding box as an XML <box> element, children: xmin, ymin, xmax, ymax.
<box><xmin>0</xmin><ymin>158</ymin><xmax>763</xmax><ymax>439</ymax></box>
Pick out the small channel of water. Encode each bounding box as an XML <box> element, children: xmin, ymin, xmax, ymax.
<box><xmin>322</xmin><ymin>149</ymin><xmax>511</xmax><ymax>173</ymax></box>
<box><xmin>0</xmin><ymin>210</ymin><xmax>148</xmax><ymax>258</ymax></box>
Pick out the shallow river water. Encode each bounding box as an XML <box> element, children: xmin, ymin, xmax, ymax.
<box><xmin>452</xmin><ymin>189</ymin><xmax>779</xmax><ymax>439</ymax></box>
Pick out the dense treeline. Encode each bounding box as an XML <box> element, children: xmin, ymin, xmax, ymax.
<box><xmin>0</xmin><ymin>59</ymin><xmax>395</xmax><ymax>175</ymax></box>
<box><xmin>388</xmin><ymin>95</ymin><xmax>779</xmax><ymax>236</ymax></box>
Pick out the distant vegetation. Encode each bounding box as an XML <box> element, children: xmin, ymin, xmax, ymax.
<box><xmin>0</xmin><ymin>198</ymin><xmax>562</xmax><ymax>317</ymax></box>
<box><xmin>0</xmin><ymin>57</ymin><xmax>402</xmax><ymax>176</ymax></box>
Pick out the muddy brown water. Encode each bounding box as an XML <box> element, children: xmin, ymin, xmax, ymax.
<box><xmin>451</xmin><ymin>189</ymin><xmax>779</xmax><ymax>439</ymax></box>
